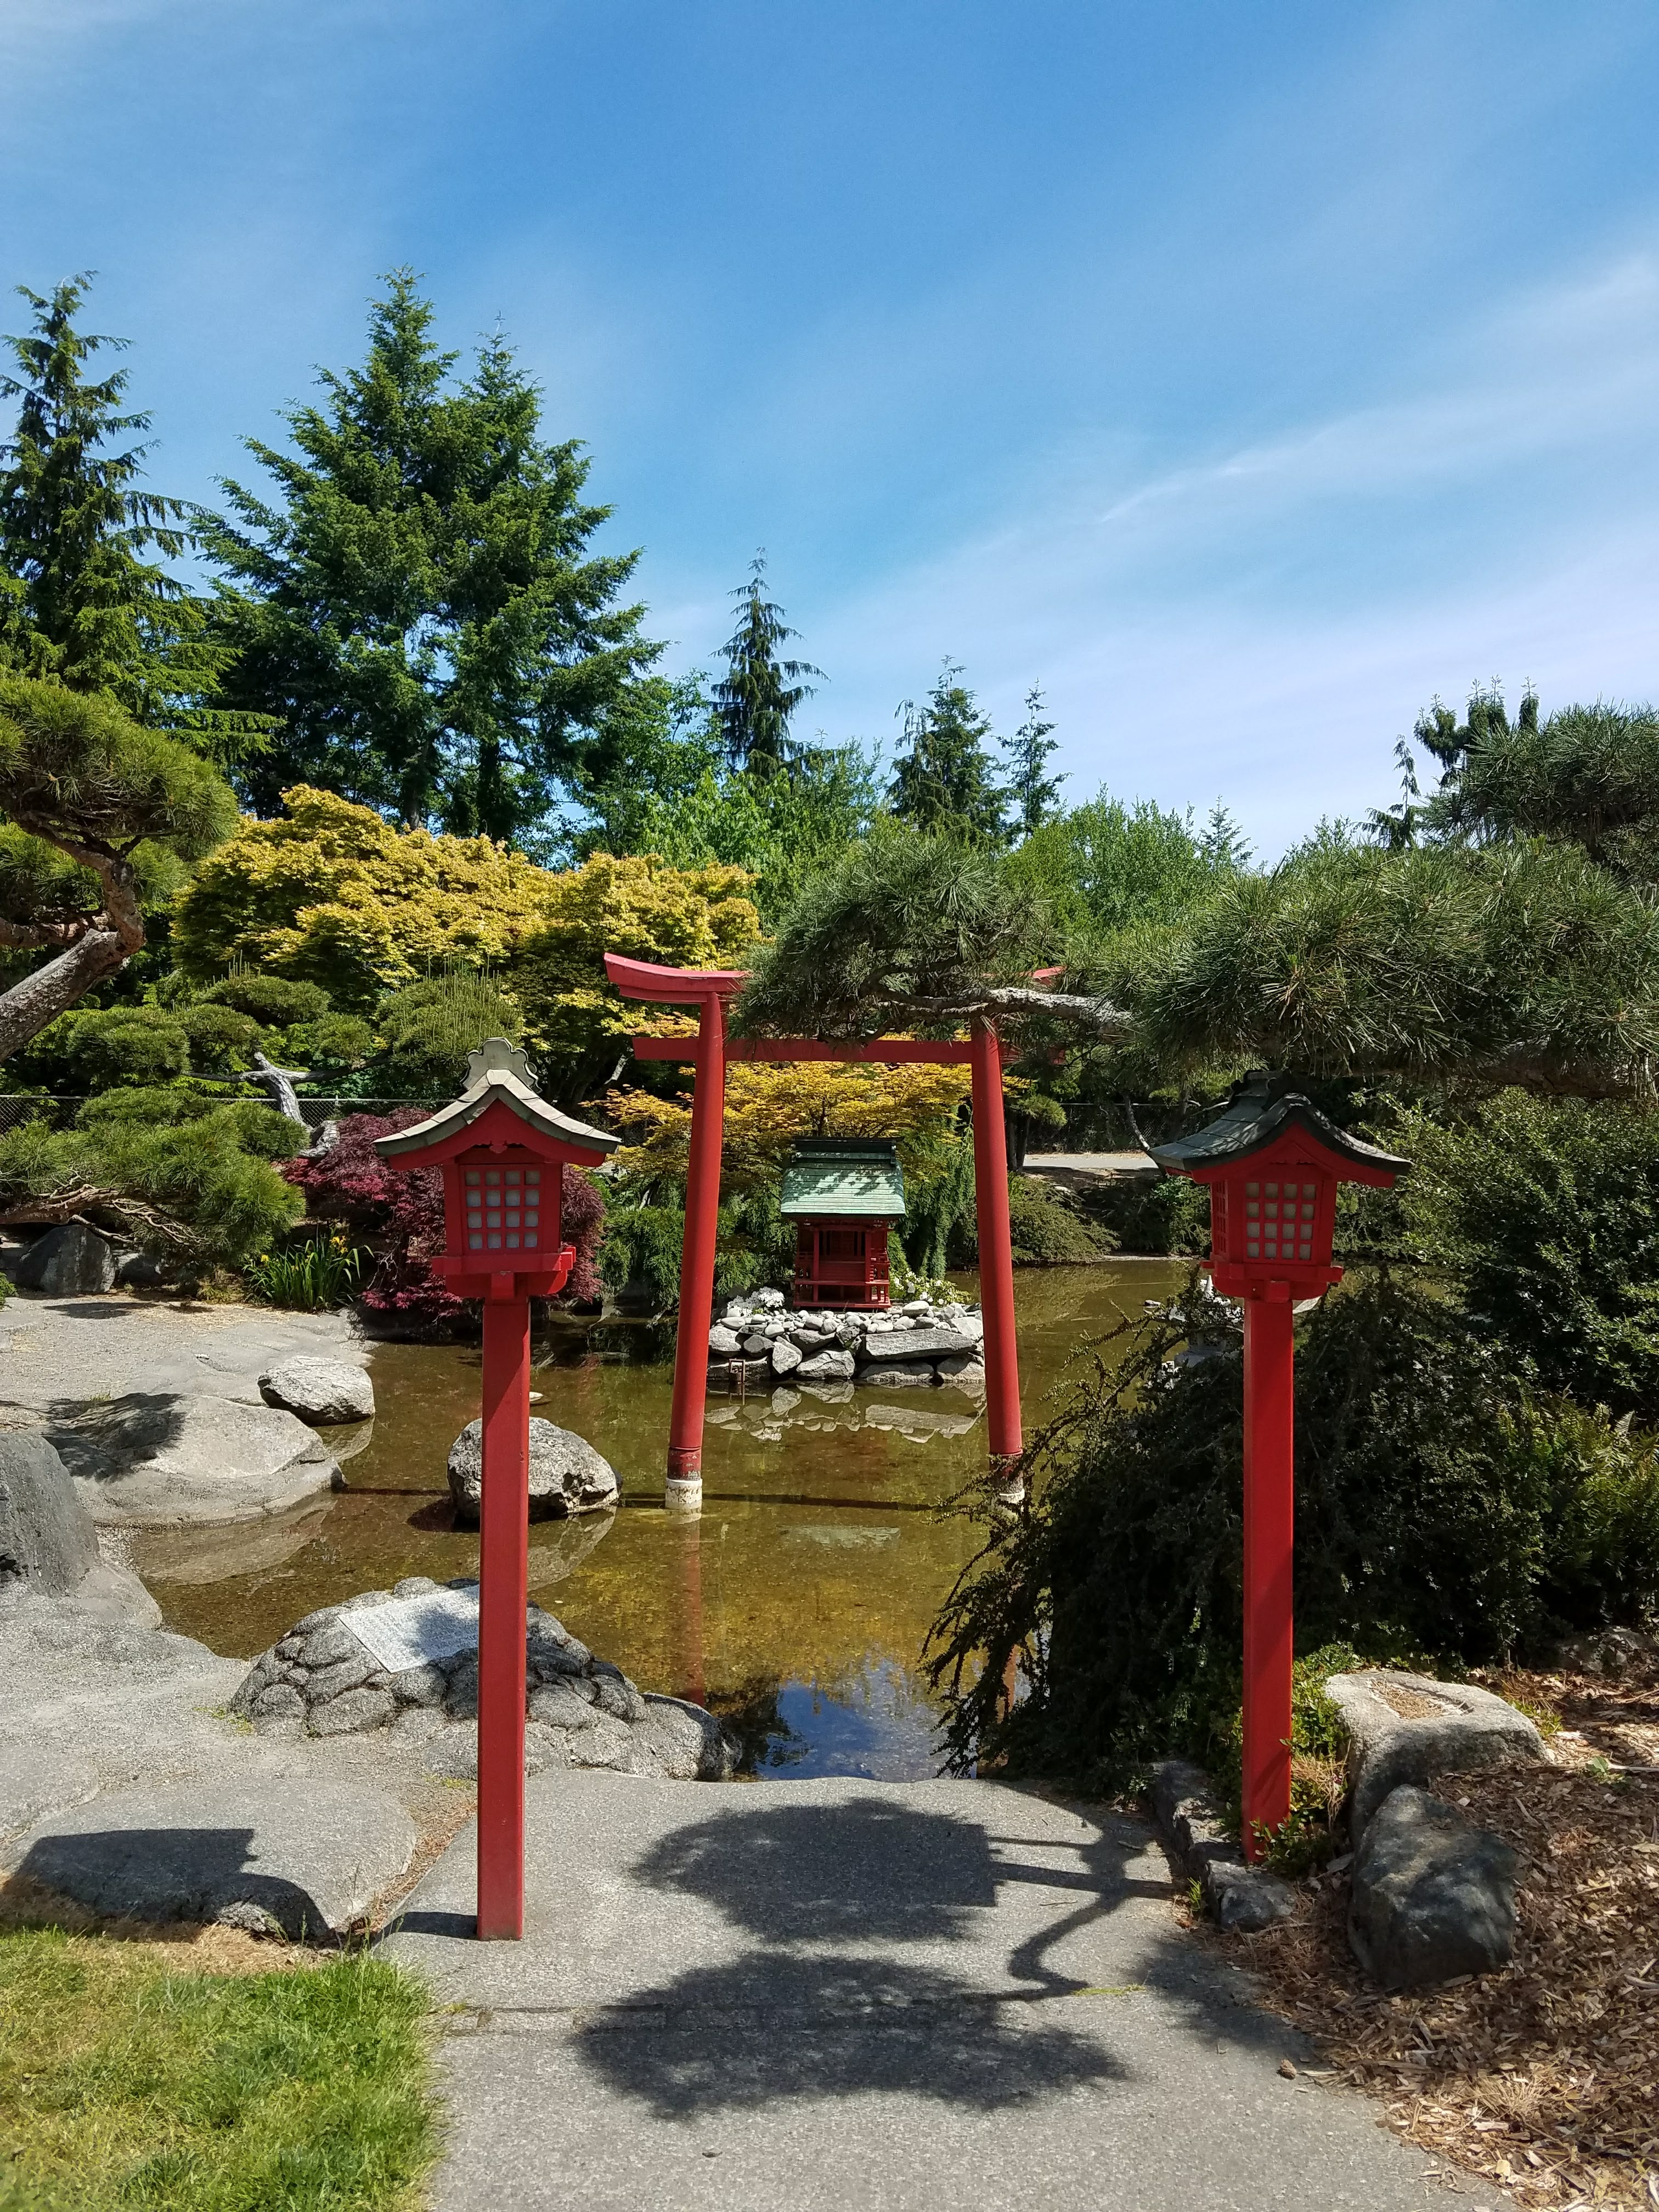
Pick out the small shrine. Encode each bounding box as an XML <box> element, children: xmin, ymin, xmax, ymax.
<box><xmin>780</xmin><ymin>1137</ymin><xmax>906</xmax><ymax>1311</ymax></box>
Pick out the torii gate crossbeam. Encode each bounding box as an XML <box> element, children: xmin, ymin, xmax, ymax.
<box><xmin>604</xmin><ymin>953</ymin><xmax>1022</xmax><ymax>1512</ymax></box>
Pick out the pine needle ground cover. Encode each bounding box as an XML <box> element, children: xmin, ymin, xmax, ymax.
<box><xmin>0</xmin><ymin>1905</ymin><xmax>439</xmax><ymax>2212</ymax></box>
<box><xmin>1233</xmin><ymin>1656</ymin><xmax>1659</xmax><ymax>2211</ymax></box>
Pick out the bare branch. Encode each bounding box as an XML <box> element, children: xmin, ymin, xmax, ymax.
<box><xmin>0</xmin><ymin>913</ymin><xmax>104</xmax><ymax>950</ymax></box>
<box><xmin>0</xmin><ymin>1187</ymin><xmax>202</xmax><ymax>1252</ymax></box>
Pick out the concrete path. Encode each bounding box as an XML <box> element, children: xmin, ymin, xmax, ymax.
<box><xmin>383</xmin><ymin>1774</ymin><xmax>1503</xmax><ymax>2212</ymax></box>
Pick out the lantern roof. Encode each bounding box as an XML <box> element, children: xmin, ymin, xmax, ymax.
<box><xmin>374</xmin><ymin>1039</ymin><xmax>619</xmax><ymax>1165</ymax></box>
<box><xmin>779</xmin><ymin>1138</ymin><xmax>906</xmax><ymax>1220</ymax></box>
<box><xmin>1149</xmin><ymin>1073</ymin><xmax>1409</xmax><ymax>1181</ymax></box>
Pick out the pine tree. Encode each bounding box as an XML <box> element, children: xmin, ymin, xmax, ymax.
<box><xmin>1198</xmin><ymin>799</ymin><xmax>1253</xmax><ymax>870</ymax></box>
<box><xmin>0</xmin><ymin>276</ymin><xmax>255</xmax><ymax>757</ymax></box>
<box><xmin>888</xmin><ymin>663</ymin><xmax>1007</xmax><ymax>842</ymax></box>
<box><xmin>711</xmin><ymin>554</ymin><xmax>824</xmax><ymax>779</ymax></box>
<box><xmin>1000</xmin><ymin>684</ymin><xmax>1064</xmax><ymax>835</ymax></box>
<box><xmin>200</xmin><ymin>271</ymin><xmax>661</xmax><ymax>844</ymax></box>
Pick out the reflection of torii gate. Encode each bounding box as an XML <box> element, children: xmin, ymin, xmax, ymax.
<box><xmin>604</xmin><ymin>953</ymin><xmax>1023</xmax><ymax>1513</ymax></box>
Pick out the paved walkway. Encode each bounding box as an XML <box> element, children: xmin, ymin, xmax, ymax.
<box><xmin>383</xmin><ymin>1774</ymin><xmax>1503</xmax><ymax>2212</ymax></box>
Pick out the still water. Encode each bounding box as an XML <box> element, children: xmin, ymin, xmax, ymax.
<box><xmin>137</xmin><ymin>1261</ymin><xmax>1185</xmax><ymax>1778</ymax></box>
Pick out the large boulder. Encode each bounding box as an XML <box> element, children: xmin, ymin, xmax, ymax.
<box><xmin>12</xmin><ymin>1221</ymin><xmax>116</xmax><ymax>1296</ymax></box>
<box><xmin>0</xmin><ymin>1430</ymin><xmax>100</xmax><ymax>1595</ymax></box>
<box><xmin>1325</xmin><ymin>1669</ymin><xmax>1545</xmax><ymax>1842</ymax></box>
<box><xmin>859</xmin><ymin>1326</ymin><xmax>981</xmax><ymax>1364</ymax></box>
<box><xmin>258</xmin><ymin>1356</ymin><xmax>375</xmax><ymax>1426</ymax></box>
<box><xmin>227</xmin><ymin>1578</ymin><xmax>739</xmax><ymax>1782</ymax></box>
<box><xmin>447</xmin><ymin>1418</ymin><xmax>618</xmax><ymax>1527</ymax></box>
<box><xmin>1348</xmin><ymin>1785</ymin><xmax>1519</xmax><ymax>1990</ymax></box>
<box><xmin>45</xmin><ymin>1393</ymin><xmax>342</xmax><ymax>1526</ymax></box>
<box><xmin>797</xmin><ymin>1347</ymin><xmax>856</xmax><ymax>1382</ymax></box>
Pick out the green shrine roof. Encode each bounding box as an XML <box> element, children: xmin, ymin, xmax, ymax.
<box><xmin>779</xmin><ymin>1138</ymin><xmax>906</xmax><ymax>1220</ymax></box>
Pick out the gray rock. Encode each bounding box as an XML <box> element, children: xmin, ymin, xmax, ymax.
<box><xmin>258</xmin><ymin>1356</ymin><xmax>375</xmax><ymax>1426</ymax></box>
<box><xmin>797</xmin><ymin>1347</ymin><xmax>856</xmax><ymax>1381</ymax></box>
<box><xmin>637</xmin><ymin>1694</ymin><xmax>742</xmax><ymax>1780</ymax></box>
<box><xmin>308</xmin><ymin>1685</ymin><xmax>398</xmax><ymax>1737</ymax></box>
<box><xmin>12</xmin><ymin>1221</ymin><xmax>116</xmax><ymax>1296</ymax></box>
<box><xmin>1146</xmin><ymin>1758</ymin><xmax>1295</xmax><ymax>1932</ymax></box>
<box><xmin>863</xmin><ymin>1364</ymin><xmax>939</xmax><ymax>1389</ymax></box>
<box><xmin>591</xmin><ymin>1671</ymin><xmax>648</xmax><ymax>1724</ymax></box>
<box><xmin>1325</xmin><ymin>1670</ymin><xmax>1545</xmax><ymax>1842</ymax></box>
<box><xmin>859</xmin><ymin>1327</ymin><xmax>981</xmax><ymax>1364</ymax></box>
<box><xmin>447</xmin><ymin>1418</ymin><xmax>618</xmax><ymax>1527</ymax></box>
<box><xmin>741</xmin><ymin>1333</ymin><xmax>773</xmax><ymax>1357</ymax></box>
<box><xmin>1206</xmin><ymin>1858</ymin><xmax>1297</xmax><ymax>1933</ymax></box>
<box><xmin>14</xmin><ymin>1776</ymin><xmax>415</xmax><ymax>1938</ymax></box>
<box><xmin>708</xmin><ymin>1324</ymin><xmax>743</xmax><ymax>1356</ymax></box>
<box><xmin>752</xmin><ymin>1289</ymin><xmax>786</xmax><ymax>1311</ymax></box>
<box><xmin>302</xmin><ymin>1650</ymin><xmax>382</xmax><ymax>1704</ymax></box>
<box><xmin>46</xmin><ymin>1393</ymin><xmax>341</xmax><ymax>1527</ymax></box>
<box><xmin>770</xmin><ymin>1338</ymin><xmax>802</xmax><ymax>1376</ymax></box>
<box><xmin>388</xmin><ymin>1663</ymin><xmax>448</xmax><ymax>1707</ymax></box>
<box><xmin>1348</xmin><ymin>1786</ymin><xmax>1519</xmax><ymax>1990</ymax></box>
<box><xmin>115</xmin><ymin>1251</ymin><xmax>166</xmax><ymax>1288</ymax></box>
<box><xmin>530</xmin><ymin>1680</ymin><xmax>598</xmax><ymax>1730</ymax></box>
<box><xmin>0</xmin><ymin>1431</ymin><xmax>100</xmax><ymax>1596</ymax></box>
<box><xmin>936</xmin><ymin>1351</ymin><xmax>986</xmax><ymax>1382</ymax></box>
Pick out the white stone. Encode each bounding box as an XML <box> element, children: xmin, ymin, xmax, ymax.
<box><xmin>258</xmin><ymin>1356</ymin><xmax>375</xmax><ymax>1426</ymax></box>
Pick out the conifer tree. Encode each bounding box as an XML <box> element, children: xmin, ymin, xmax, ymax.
<box><xmin>0</xmin><ymin>277</ymin><xmax>255</xmax><ymax>757</ymax></box>
<box><xmin>711</xmin><ymin>554</ymin><xmax>824</xmax><ymax>779</ymax></box>
<box><xmin>200</xmin><ymin>271</ymin><xmax>660</xmax><ymax>844</ymax></box>
<box><xmin>888</xmin><ymin>663</ymin><xmax>1007</xmax><ymax>843</ymax></box>
<box><xmin>1000</xmin><ymin>684</ymin><xmax>1064</xmax><ymax>836</ymax></box>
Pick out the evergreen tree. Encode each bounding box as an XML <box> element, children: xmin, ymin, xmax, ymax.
<box><xmin>1198</xmin><ymin>799</ymin><xmax>1253</xmax><ymax>871</ymax></box>
<box><xmin>711</xmin><ymin>554</ymin><xmax>824</xmax><ymax>778</ymax></box>
<box><xmin>0</xmin><ymin>277</ymin><xmax>254</xmax><ymax>757</ymax></box>
<box><xmin>888</xmin><ymin>663</ymin><xmax>1007</xmax><ymax>842</ymax></box>
<box><xmin>1000</xmin><ymin>684</ymin><xmax>1064</xmax><ymax>835</ymax></box>
<box><xmin>200</xmin><ymin>270</ymin><xmax>661</xmax><ymax>845</ymax></box>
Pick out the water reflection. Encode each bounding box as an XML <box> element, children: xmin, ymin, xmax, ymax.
<box><xmin>135</xmin><ymin>1261</ymin><xmax>1184</xmax><ymax>1777</ymax></box>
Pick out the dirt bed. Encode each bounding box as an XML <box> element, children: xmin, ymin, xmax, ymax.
<box><xmin>1220</xmin><ymin>1660</ymin><xmax>1659</xmax><ymax>2211</ymax></box>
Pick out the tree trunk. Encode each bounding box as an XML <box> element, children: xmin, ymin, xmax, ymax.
<box><xmin>0</xmin><ymin>927</ymin><xmax>131</xmax><ymax>1062</ymax></box>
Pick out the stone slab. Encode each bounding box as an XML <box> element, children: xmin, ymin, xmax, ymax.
<box><xmin>44</xmin><ymin>1392</ymin><xmax>341</xmax><ymax>1526</ymax></box>
<box><xmin>1327</xmin><ymin>1671</ymin><xmax>1545</xmax><ymax>1841</ymax></box>
<box><xmin>382</xmin><ymin>1773</ymin><xmax>1493</xmax><ymax>2212</ymax></box>
<box><xmin>857</xmin><ymin>1327</ymin><xmax>981</xmax><ymax>1364</ymax></box>
<box><xmin>14</xmin><ymin>1775</ymin><xmax>416</xmax><ymax>1938</ymax></box>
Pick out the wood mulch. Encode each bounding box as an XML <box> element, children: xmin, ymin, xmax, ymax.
<box><xmin>1217</xmin><ymin>1651</ymin><xmax>1659</xmax><ymax>2211</ymax></box>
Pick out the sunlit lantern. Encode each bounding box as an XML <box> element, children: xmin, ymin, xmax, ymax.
<box><xmin>375</xmin><ymin>1040</ymin><xmax>617</xmax><ymax>1939</ymax></box>
<box><xmin>1152</xmin><ymin>1074</ymin><xmax>1408</xmax><ymax>1860</ymax></box>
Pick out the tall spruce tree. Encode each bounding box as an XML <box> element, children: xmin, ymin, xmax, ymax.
<box><xmin>712</xmin><ymin>554</ymin><xmax>824</xmax><ymax>778</ymax></box>
<box><xmin>0</xmin><ymin>276</ymin><xmax>253</xmax><ymax>757</ymax></box>
<box><xmin>888</xmin><ymin>663</ymin><xmax>1007</xmax><ymax>842</ymax></box>
<box><xmin>200</xmin><ymin>270</ymin><xmax>661</xmax><ymax>844</ymax></box>
<box><xmin>1000</xmin><ymin>683</ymin><xmax>1064</xmax><ymax>836</ymax></box>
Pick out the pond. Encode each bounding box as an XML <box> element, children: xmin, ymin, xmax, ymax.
<box><xmin>137</xmin><ymin>1259</ymin><xmax>1187</xmax><ymax>1779</ymax></box>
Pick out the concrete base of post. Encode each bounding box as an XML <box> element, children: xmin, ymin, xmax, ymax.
<box><xmin>664</xmin><ymin>1475</ymin><xmax>703</xmax><ymax>1514</ymax></box>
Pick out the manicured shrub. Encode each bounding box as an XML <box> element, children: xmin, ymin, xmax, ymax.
<box><xmin>1006</xmin><ymin>1174</ymin><xmax>1111</xmax><ymax>1266</ymax></box>
<box><xmin>372</xmin><ymin>972</ymin><xmax>524</xmax><ymax>1096</ymax></box>
<box><xmin>200</xmin><ymin>974</ymin><xmax>330</xmax><ymax>1026</ymax></box>
<box><xmin>174</xmin><ymin>1001</ymin><xmax>263</xmax><ymax>1072</ymax></box>
<box><xmin>62</xmin><ymin>1007</ymin><xmax>190</xmax><ymax>1088</ymax></box>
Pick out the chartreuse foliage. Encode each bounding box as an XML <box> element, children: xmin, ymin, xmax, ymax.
<box><xmin>172</xmin><ymin>787</ymin><xmax>758</xmax><ymax>1097</ymax></box>
<box><xmin>927</xmin><ymin>1272</ymin><xmax>1659</xmax><ymax>1794</ymax></box>
<box><xmin>0</xmin><ymin>1930</ymin><xmax>437</xmax><ymax>2212</ymax></box>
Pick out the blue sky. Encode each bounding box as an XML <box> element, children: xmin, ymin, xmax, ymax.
<box><xmin>6</xmin><ymin>1</ymin><xmax>1659</xmax><ymax>852</ymax></box>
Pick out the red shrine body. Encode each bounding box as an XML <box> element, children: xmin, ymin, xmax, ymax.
<box><xmin>792</xmin><ymin>1221</ymin><xmax>891</xmax><ymax>1309</ymax></box>
<box><xmin>375</xmin><ymin>1042</ymin><xmax>617</xmax><ymax>1940</ymax></box>
<box><xmin>1153</xmin><ymin>1078</ymin><xmax>1407</xmax><ymax>1861</ymax></box>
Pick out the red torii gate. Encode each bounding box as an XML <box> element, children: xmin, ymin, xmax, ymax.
<box><xmin>603</xmin><ymin>953</ymin><xmax>1024</xmax><ymax>1511</ymax></box>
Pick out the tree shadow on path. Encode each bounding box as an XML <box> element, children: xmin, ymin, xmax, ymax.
<box><xmin>574</xmin><ymin>1790</ymin><xmax>1167</xmax><ymax>2118</ymax></box>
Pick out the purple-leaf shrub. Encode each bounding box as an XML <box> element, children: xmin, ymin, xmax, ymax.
<box><xmin>285</xmin><ymin>1113</ymin><xmax>606</xmax><ymax>1321</ymax></box>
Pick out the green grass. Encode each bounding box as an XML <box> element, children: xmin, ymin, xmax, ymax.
<box><xmin>0</xmin><ymin>1929</ymin><xmax>439</xmax><ymax>2210</ymax></box>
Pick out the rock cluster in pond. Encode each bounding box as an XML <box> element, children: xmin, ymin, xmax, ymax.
<box><xmin>708</xmin><ymin>1288</ymin><xmax>986</xmax><ymax>1394</ymax></box>
<box><xmin>259</xmin><ymin>1356</ymin><xmax>375</xmax><ymax>1426</ymax></box>
<box><xmin>228</xmin><ymin>1578</ymin><xmax>737</xmax><ymax>1781</ymax></box>
<box><xmin>446</xmin><ymin>1419</ymin><xmax>619</xmax><ymax>1526</ymax></box>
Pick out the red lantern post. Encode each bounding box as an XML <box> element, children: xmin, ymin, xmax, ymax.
<box><xmin>375</xmin><ymin>1041</ymin><xmax>618</xmax><ymax>1938</ymax></box>
<box><xmin>1151</xmin><ymin>1077</ymin><xmax>1407</xmax><ymax>1860</ymax></box>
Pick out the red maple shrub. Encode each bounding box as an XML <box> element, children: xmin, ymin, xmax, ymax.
<box><xmin>285</xmin><ymin>1112</ymin><xmax>606</xmax><ymax>1322</ymax></box>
